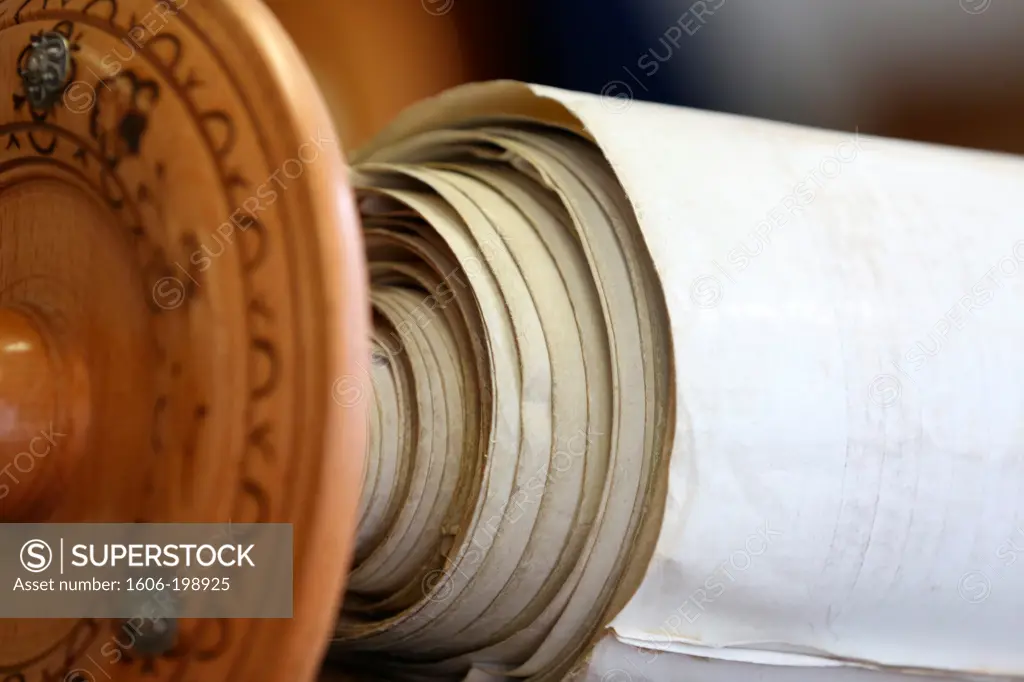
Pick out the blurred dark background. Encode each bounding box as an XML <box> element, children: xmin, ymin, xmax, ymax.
<box><xmin>275</xmin><ymin>0</ymin><xmax>1024</xmax><ymax>155</ymax></box>
<box><xmin>515</xmin><ymin>0</ymin><xmax>1024</xmax><ymax>152</ymax></box>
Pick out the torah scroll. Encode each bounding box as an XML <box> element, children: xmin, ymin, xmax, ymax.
<box><xmin>329</xmin><ymin>81</ymin><xmax>1024</xmax><ymax>682</ymax></box>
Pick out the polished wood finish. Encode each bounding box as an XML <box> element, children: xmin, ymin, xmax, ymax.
<box><xmin>0</xmin><ymin>308</ymin><xmax>58</xmax><ymax>487</ymax></box>
<box><xmin>0</xmin><ymin>0</ymin><xmax>367</xmax><ymax>680</ymax></box>
<box><xmin>0</xmin><ymin>307</ymin><xmax>86</xmax><ymax>519</ymax></box>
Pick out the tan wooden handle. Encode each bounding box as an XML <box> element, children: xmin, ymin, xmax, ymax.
<box><xmin>1</xmin><ymin>1</ymin><xmax>367</xmax><ymax>680</ymax></box>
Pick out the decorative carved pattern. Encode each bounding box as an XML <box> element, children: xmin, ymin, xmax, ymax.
<box><xmin>0</xmin><ymin>0</ymin><xmax>307</xmax><ymax>678</ymax></box>
<box><xmin>88</xmin><ymin>70</ymin><xmax>158</xmax><ymax>168</ymax></box>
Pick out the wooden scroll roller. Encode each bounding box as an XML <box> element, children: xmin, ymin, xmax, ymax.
<box><xmin>2</xmin><ymin>2</ymin><xmax>1024</xmax><ymax>682</ymax></box>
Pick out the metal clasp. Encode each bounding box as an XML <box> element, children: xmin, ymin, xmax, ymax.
<box><xmin>18</xmin><ymin>31</ymin><xmax>72</xmax><ymax>112</ymax></box>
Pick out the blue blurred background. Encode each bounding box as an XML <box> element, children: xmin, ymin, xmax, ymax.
<box><xmin>511</xmin><ymin>0</ymin><xmax>1024</xmax><ymax>153</ymax></box>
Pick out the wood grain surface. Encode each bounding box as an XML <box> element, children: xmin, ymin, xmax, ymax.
<box><xmin>0</xmin><ymin>1</ymin><xmax>368</xmax><ymax>680</ymax></box>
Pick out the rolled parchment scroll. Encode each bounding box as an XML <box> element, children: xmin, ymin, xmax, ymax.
<box><xmin>330</xmin><ymin>81</ymin><xmax>1024</xmax><ymax>682</ymax></box>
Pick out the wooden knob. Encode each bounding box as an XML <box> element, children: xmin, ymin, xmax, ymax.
<box><xmin>0</xmin><ymin>306</ymin><xmax>87</xmax><ymax>519</ymax></box>
<box><xmin>0</xmin><ymin>1</ymin><xmax>367</xmax><ymax>680</ymax></box>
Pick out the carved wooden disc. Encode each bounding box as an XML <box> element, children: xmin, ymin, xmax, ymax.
<box><xmin>0</xmin><ymin>1</ymin><xmax>367</xmax><ymax>680</ymax></box>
